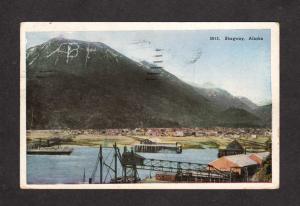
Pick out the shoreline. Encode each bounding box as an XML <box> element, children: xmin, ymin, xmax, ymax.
<box><xmin>26</xmin><ymin>130</ymin><xmax>270</xmax><ymax>150</ymax></box>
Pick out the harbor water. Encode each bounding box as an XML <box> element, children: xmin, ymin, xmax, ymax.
<box><xmin>27</xmin><ymin>146</ymin><xmax>218</xmax><ymax>184</ymax></box>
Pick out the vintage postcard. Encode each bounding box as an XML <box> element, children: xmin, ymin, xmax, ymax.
<box><xmin>20</xmin><ymin>22</ymin><xmax>279</xmax><ymax>189</ymax></box>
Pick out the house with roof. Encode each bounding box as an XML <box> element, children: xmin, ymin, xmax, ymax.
<box><xmin>209</xmin><ymin>154</ymin><xmax>258</xmax><ymax>176</ymax></box>
<box><xmin>209</xmin><ymin>152</ymin><xmax>270</xmax><ymax>176</ymax></box>
<box><xmin>249</xmin><ymin>152</ymin><xmax>270</xmax><ymax>165</ymax></box>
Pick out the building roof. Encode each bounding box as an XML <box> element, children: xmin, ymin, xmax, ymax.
<box><xmin>224</xmin><ymin>154</ymin><xmax>258</xmax><ymax>167</ymax></box>
<box><xmin>251</xmin><ymin>152</ymin><xmax>270</xmax><ymax>161</ymax></box>
<box><xmin>226</xmin><ymin>140</ymin><xmax>244</xmax><ymax>150</ymax></box>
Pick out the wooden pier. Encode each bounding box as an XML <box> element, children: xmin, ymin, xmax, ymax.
<box><xmin>134</xmin><ymin>143</ymin><xmax>182</xmax><ymax>153</ymax></box>
<box><xmin>27</xmin><ymin>147</ymin><xmax>73</xmax><ymax>155</ymax></box>
<box><xmin>27</xmin><ymin>137</ymin><xmax>73</xmax><ymax>155</ymax></box>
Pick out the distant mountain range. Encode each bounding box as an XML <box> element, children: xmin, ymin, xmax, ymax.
<box><xmin>26</xmin><ymin>38</ymin><xmax>271</xmax><ymax>129</ymax></box>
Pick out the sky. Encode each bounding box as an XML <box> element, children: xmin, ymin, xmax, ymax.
<box><xmin>26</xmin><ymin>30</ymin><xmax>271</xmax><ymax>105</ymax></box>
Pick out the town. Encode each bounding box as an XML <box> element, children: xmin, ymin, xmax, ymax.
<box><xmin>61</xmin><ymin>127</ymin><xmax>272</xmax><ymax>138</ymax></box>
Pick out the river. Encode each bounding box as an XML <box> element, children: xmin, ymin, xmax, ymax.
<box><xmin>27</xmin><ymin>146</ymin><xmax>218</xmax><ymax>184</ymax></box>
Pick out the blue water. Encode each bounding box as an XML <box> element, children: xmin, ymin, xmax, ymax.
<box><xmin>27</xmin><ymin>146</ymin><xmax>218</xmax><ymax>184</ymax></box>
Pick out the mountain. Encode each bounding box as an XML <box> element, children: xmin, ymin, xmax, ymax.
<box><xmin>26</xmin><ymin>38</ymin><xmax>268</xmax><ymax>129</ymax></box>
<box><xmin>254</xmin><ymin>104</ymin><xmax>272</xmax><ymax>127</ymax></box>
<box><xmin>190</xmin><ymin>83</ymin><xmax>271</xmax><ymax>127</ymax></box>
<box><xmin>27</xmin><ymin>38</ymin><xmax>215</xmax><ymax>129</ymax></box>
<box><xmin>216</xmin><ymin>108</ymin><xmax>264</xmax><ymax>127</ymax></box>
<box><xmin>192</xmin><ymin>86</ymin><xmax>257</xmax><ymax>113</ymax></box>
<box><xmin>237</xmin><ymin>97</ymin><xmax>259</xmax><ymax>110</ymax></box>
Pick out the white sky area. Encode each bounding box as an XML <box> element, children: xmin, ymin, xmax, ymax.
<box><xmin>26</xmin><ymin>30</ymin><xmax>271</xmax><ymax>105</ymax></box>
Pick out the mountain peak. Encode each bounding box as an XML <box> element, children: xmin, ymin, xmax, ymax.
<box><xmin>237</xmin><ymin>96</ymin><xmax>258</xmax><ymax>110</ymax></box>
<box><xmin>26</xmin><ymin>38</ymin><xmax>127</xmax><ymax>70</ymax></box>
<box><xmin>49</xmin><ymin>36</ymin><xmax>66</xmax><ymax>41</ymax></box>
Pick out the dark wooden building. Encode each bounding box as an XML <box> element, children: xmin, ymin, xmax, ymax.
<box><xmin>122</xmin><ymin>151</ymin><xmax>145</xmax><ymax>166</ymax></box>
<box><xmin>218</xmin><ymin>140</ymin><xmax>245</xmax><ymax>157</ymax></box>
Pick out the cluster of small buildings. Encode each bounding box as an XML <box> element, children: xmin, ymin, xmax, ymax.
<box><xmin>209</xmin><ymin>138</ymin><xmax>271</xmax><ymax>178</ymax></box>
<box><xmin>62</xmin><ymin>127</ymin><xmax>271</xmax><ymax>137</ymax></box>
<box><xmin>155</xmin><ymin>151</ymin><xmax>270</xmax><ymax>182</ymax></box>
<box><xmin>208</xmin><ymin>151</ymin><xmax>270</xmax><ymax>177</ymax></box>
<box><xmin>153</xmin><ymin>139</ymin><xmax>271</xmax><ymax>182</ymax></box>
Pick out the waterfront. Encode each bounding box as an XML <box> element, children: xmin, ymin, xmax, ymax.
<box><xmin>27</xmin><ymin>146</ymin><xmax>218</xmax><ymax>184</ymax></box>
<box><xmin>27</xmin><ymin>129</ymin><xmax>271</xmax><ymax>150</ymax></box>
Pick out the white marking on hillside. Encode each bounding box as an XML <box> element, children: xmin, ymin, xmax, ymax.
<box><xmin>46</xmin><ymin>42</ymin><xmax>80</xmax><ymax>64</ymax></box>
<box><xmin>26</xmin><ymin>47</ymin><xmax>35</xmax><ymax>58</ymax></box>
<box><xmin>104</xmin><ymin>49</ymin><xmax>119</xmax><ymax>63</ymax></box>
<box><xmin>55</xmin><ymin>56</ymin><xmax>59</xmax><ymax>65</ymax></box>
<box><xmin>85</xmin><ymin>44</ymin><xmax>97</xmax><ymax>67</ymax></box>
<box><xmin>41</xmin><ymin>41</ymin><xmax>51</xmax><ymax>50</ymax></box>
<box><xmin>28</xmin><ymin>53</ymin><xmax>39</xmax><ymax>66</ymax></box>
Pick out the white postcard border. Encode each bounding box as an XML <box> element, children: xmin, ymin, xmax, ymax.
<box><xmin>20</xmin><ymin>22</ymin><xmax>280</xmax><ymax>189</ymax></box>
